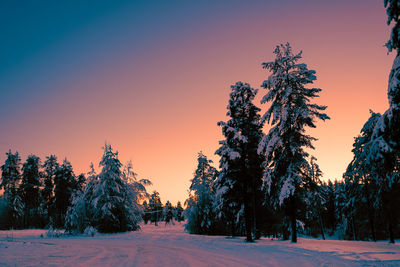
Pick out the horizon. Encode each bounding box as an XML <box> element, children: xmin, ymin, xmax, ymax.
<box><xmin>0</xmin><ymin>0</ymin><xmax>394</xmax><ymax>205</ymax></box>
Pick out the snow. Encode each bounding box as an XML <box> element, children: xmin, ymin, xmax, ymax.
<box><xmin>1</xmin><ymin>223</ymin><xmax>400</xmax><ymax>266</ymax></box>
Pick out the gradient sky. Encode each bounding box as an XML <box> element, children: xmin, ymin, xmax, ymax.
<box><xmin>0</xmin><ymin>0</ymin><xmax>394</xmax><ymax>205</ymax></box>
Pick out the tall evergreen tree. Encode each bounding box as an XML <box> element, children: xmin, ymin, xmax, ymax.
<box><xmin>54</xmin><ymin>158</ymin><xmax>76</xmax><ymax>227</ymax></box>
<box><xmin>0</xmin><ymin>150</ymin><xmax>24</xmax><ymax>228</ymax></box>
<box><xmin>92</xmin><ymin>143</ymin><xmax>141</xmax><ymax>232</ymax></box>
<box><xmin>142</xmin><ymin>200</ymin><xmax>150</xmax><ymax>224</ymax></box>
<box><xmin>215</xmin><ymin>81</ymin><xmax>264</xmax><ymax>242</ymax></box>
<box><xmin>41</xmin><ymin>155</ymin><xmax>59</xmax><ymax>223</ymax></box>
<box><xmin>258</xmin><ymin>43</ymin><xmax>329</xmax><ymax>242</ymax></box>
<box><xmin>175</xmin><ymin>201</ymin><xmax>184</xmax><ymax>222</ymax></box>
<box><xmin>163</xmin><ymin>200</ymin><xmax>174</xmax><ymax>225</ymax></box>
<box><xmin>20</xmin><ymin>155</ymin><xmax>42</xmax><ymax>227</ymax></box>
<box><xmin>149</xmin><ymin>191</ymin><xmax>162</xmax><ymax>226</ymax></box>
<box><xmin>364</xmin><ymin>0</ymin><xmax>400</xmax><ymax>243</ymax></box>
<box><xmin>303</xmin><ymin>156</ymin><xmax>327</xmax><ymax>239</ymax></box>
<box><xmin>345</xmin><ymin>111</ymin><xmax>381</xmax><ymax>241</ymax></box>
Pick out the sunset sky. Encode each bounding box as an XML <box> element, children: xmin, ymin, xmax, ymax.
<box><xmin>0</xmin><ymin>0</ymin><xmax>395</xmax><ymax>205</ymax></box>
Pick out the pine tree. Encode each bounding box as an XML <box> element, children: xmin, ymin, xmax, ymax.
<box><xmin>364</xmin><ymin>1</ymin><xmax>400</xmax><ymax>243</ymax></box>
<box><xmin>92</xmin><ymin>143</ymin><xmax>141</xmax><ymax>232</ymax></box>
<box><xmin>20</xmin><ymin>154</ymin><xmax>42</xmax><ymax>227</ymax></box>
<box><xmin>65</xmin><ymin>163</ymin><xmax>97</xmax><ymax>233</ymax></box>
<box><xmin>215</xmin><ymin>81</ymin><xmax>264</xmax><ymax>241</ymax></box>
<box><xmin>324</xmin><ymin>180</ymin><xmax>337</xmax><ymax>235</ymax></box>
<box><xmin>0</xmin><ymin>150</ymin><xmax>24</xmax><ymax>228</ymax></box>
<box><xmin>258</xmin><ymin>43</ymin><xmax>329</xmax><ymax>242</ymax></box>
<box><xmin>303</xmin><ymin>156</ymin><xmax>327</xmax><ymax>239</ymax></box>
<box><xmin>345</xmin><ymin>111</ymin><xmax>381</xmax><ymax>241</ymax></box>
<box><xmin>142</xmin><ymin>200</ymin><xmax>150</xmax><ymax>224</ymax></box>
<box><xmin>149</xmin><ymin>191</ymin><xmax>162</xmax><ymax>226</ymax></box>
<box><xmin>41</xmin><ymin>155</ymin><xmax>59</xmax><ymax>224</ymax></box>
<box><xmin>163</xmin><ymin>201</ymin><xmax>174</xmax><ymax>225</ymax></box>
<box><xmin>185</xmin><ymin>152</ymin><xmax>218</xmax><ymax>234</ymax></box>
<box><xmin>175</xmin><ymin>201</ymin><xmax>184</xmax><ymax>222</ymax></box>
<box><xmin>54</xmin><ymin>158</ymin><xmax>77</xmax><ymax>227</ymax></box>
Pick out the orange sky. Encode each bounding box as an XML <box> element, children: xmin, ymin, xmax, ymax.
<box><xmin>0</xmin><ymin>1</ymin><xmax>394</xmax><ymax>205</ymax></box>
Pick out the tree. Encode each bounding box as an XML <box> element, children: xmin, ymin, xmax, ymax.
<box><xmin>92</xmin><ymin>143</ymin><xmax>141</xmax><ymax>232</ymax></box>
<box><xmin>142</xmin><ymin>200</ymin><xmax>150</xmax><ymax>224</ymax></box>
<box><xmin>20</xmin><ymin>154</ymin><xmax>42</xmax><ymax>227</ymax></box>
<box><xmin>54</xmin><ymin>158</ymin><xmax>77</xmax><ymax>227</ymax></box>
<box><xmin>258</xmin><ymin>43</ymin><xmax>329</xmax><ymax>242</ymax></box>
<box><xmin>163</xmin><ymin>201</ymin><xmax>174</xmax><ymax>225</ymax></box>
<box><xmin>303</xmin><ymin>156</ymin><xmax>327</xmax><ymax>240</ymax></box>
<box><xmin>0</xmin><ymin>150</ymin><xmax>24</xmax><ymax>228</ymax></box>
<box><xmin>185</xmin><ymin>152</ymin><xmax>218</xmax><ymax>234</ymax></box>
<box><xmin>215</xmin><ymin>81</ymin><xmax>264</xmax><ymax>241</ymax></box>
<box><xmin>363</xmin><ymin>1</ymin><xmax>400</xmax><ymax>243</ymax></box>
<box><xmin>65</xmin><ymin>163</ymin><xmax>97</xmax><ymax>233</ymax></box>
<box><xmin>344</xmin><ymin>111</ymin><xmax>381</xmax><ymax>241</ymax></box>
<box><xmin>122</xmin><ymin>160</ymin><xmax>151</xmax><ymax>206</ymax></box>
<box><xmin>149</xmin><ymin>191</ymin><xmax>162</xmax><ymax>226</ymax></box>
<box><xmin>41</xmin><ymin>155</ymin><xmax>59</xmax><ymax>223</ymax></box>
<box><xmin>175</xmin><ymin>201</ymin><xmax>184</xmax><ymax>222</ymax></box>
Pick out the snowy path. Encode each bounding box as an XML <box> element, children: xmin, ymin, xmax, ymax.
<box><xmin>1</xmin><ymin>223</ymin><xmax>400</xmax><ymax>266</ymax></box>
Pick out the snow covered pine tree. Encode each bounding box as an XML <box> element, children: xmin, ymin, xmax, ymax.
<box><xmin>0</xmin><ymin>150</ymin><xmax>24</xmax><ymax>228</ymax></box>
<box><xmin>185</xmin><ymin>152</ymin><xmax>218</xmax><ymax>234</ymax></box>
<box><xmin>215</xmin><ymin>81</ymin><xmax>264</xmax><ymax>242</ymax></box>
<box><xmin>258</xmin><ymin>43</ymin><xmax>329</xmax><ymax>243</ymax></box>
<box><xmin>92</xmin><ymin>143</ymin><xmax>142</xmax><ymax>232</ymax></box>
<box><xmin>363</xmin><ymin>0</ymin><xmax>400</xmax><ymax>243</ymax></box>
<box><xmin>344</xmin><ymin>111</ymin><xmax>381</xmax><ymax>242</ymax></box>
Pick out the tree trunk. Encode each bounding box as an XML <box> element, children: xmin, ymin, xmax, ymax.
<box><xmin>318</xmin><ymin>213</ymin><xmax>326</xmax><ymax>240</ymax></box>
<box><xmin>351</xmin><ymin>215</ymin><xmax>357</xmax><ymax>241</ymax></box>
<box><xmin>231</xmin><ymin>218</ymin><xmax>236</xmax><ymax>237</ymax></box>
<box><xmin>252</xmin><ymin>178</ymin><xmax>260</xmax><ymax>240</ymax></box>
<box><xmin>388</xmin><ymin>205</ymin><xmax>395</xmax><ymax>244</ymax></box>
<box><xmin>365</xmin><ymin>180</ymin><xmax>376</xmax><ymax>242</ymax></box>
<box><xmin>290</xmin><ymin>195</ymin><xmax>297</xmax><ymax>243</ymax></box>
<box><xmin>389</xmin><ymin>220</ymin><xmax>395</xmax><ymax>244</ymax></box>
<box><xmin>244</xmin><ymin>201</ymin><xmax>254</xmax><ymax>242</ymax></box>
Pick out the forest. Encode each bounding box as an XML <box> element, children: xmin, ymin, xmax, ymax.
<box><xmin>1</xmin><ymin>0</ymin><xmax>400</xmax><ymax>246</ymax></box>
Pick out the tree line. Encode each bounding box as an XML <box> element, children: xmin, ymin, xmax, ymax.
<box><xmin>0</xmin><ymin>143</ymin><xmax>185</xmax><ymax>233</ymax></box>
<box><xmin>184</xmin><ymin>1</ymin><xmax>400</xmax><ymax>243</ymax></box>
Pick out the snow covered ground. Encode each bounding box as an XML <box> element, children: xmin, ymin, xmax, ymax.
<box><xmin>1</xmin><ymin>223</ymin><xmax>400</xmax><ymax>266</ymax></box>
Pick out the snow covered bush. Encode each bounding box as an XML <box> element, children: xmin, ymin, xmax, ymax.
<box><xmin>84</xmin><ymin>226</ymin><xmax>97</xmax><ymax>237</ymax></box>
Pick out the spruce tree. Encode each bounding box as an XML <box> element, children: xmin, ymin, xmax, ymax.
<box><xmin>185</xmin><ymin>152</ymin><xmax>218</xmax><ymax>234</ymax></box>
<box><xmin>258</xmin><ymin>43</ymin><xmax>329</xmax><ymax>242</ymax></box>
<box><xmin>41</xmin><ymin>155</ymin><xmax>59</xmax><ymax>223</ymax></box>
<box><xmin>65</xmin><ymin>163</ymin><xmax>97</xmax><ymax>233</ymax></box>
<box><xmin>163</xmin><ymin>201</ymin><xmax>174</xmax><ymax>225</ymax></box>
<box><xmin>364</xmin><ymin>1</ymin><xmax>400</xmax><ymax>243</ymax></box>
<box><xmin>345</xmin><ymin>111</ymin><xmax>381</xmax><ymax>241</ymax></box>
<box><xmin>92</xmin><ymin>144</ymin><xmax>141</xmax><ymax>232</ymax></box>
<box><xmin>215</xmin><ymin>81</ymin><xmax>264</xmax><ymax>241</ymax></box>
<box><xmin>54</xmin><ymin>158</ymin><xmax>76</xmax><ymax>227</ymax></box>
<box><xmin>149</xmin><ymin>191</ymin><xmax>162</xmax><ymax>226</ymax></box>
<box><xmin>142</xmin><ymin>200</ymin><xmax>150</xmax><ymax>224</ymax></box>
<box><xmin>0</xmin><ymin>150</ymin><xmax>24</xmax><ymax>228</ymax></box>
<box><xmin>20</xmin><ymin>155</ymin><xmax>42</xmax><ymax>227</ymax></box>
<box><xmin>303</xmin><ymin>156</ymin><xmax>327</xmax><ymax>239</ymax></box>
<box><xmin>175</xmin><ymin>201</ymin><xmax>184</xmax><ymax>222</ymax></box>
